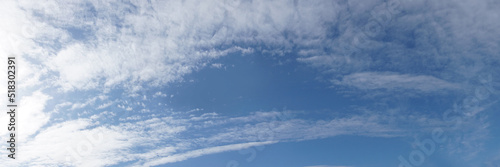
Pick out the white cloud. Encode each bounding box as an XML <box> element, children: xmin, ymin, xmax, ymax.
<box><xmin>0</xmin><ymin>115</ymin><xmax>190</xmax><ymax>166</ymax></box>
<box><xmin>228</xmin><ymin>111</ymin><xmax>284</xmax><ymax>123</ymax></box>
<box><xmin>141</xmin><ymin>141</ymin><xmax>277</xmax><ymax>167</ymax></box>
<box><xmin>18</xmin><ymin>91</ymin><xmax>52</xmax><ymax>139</ymax></box>
<box><xmin>153</xmin><ymin>91</ymin><xmax>167</xmax><ymax>98</ymax></box>
<box><xmin>334</xmin><ymin>72</ymin><xmax>460</xmax><ymax>93</ymax></box>
<box><xmin>17</xmin><ymin>56</ymin><xmax>49</xmax><ymax>89</ymax></box>
<box><xmin>3</xmin><ymin>0</ymin><xmax>500</xmax><ymax>94</ymax></box>
<box><xmin>0</xmin><ymin>104</ymin><xmax>461</xmax><ymax>167</ymax></box>
<box><xmin>71</xmin><ymin>96</ymin><xmax>99</xmax><ymax>110</ymax></box>
<box><xmin>295</xmin><ymin>0</ymin><xmax>500</xmax><ymax>87</ymax></box>
<box><xmin>197</xmin><ymin>112</ymin><xmax>406</xmax><ymax>145</ymax></box>
<box><xmin>190</xmin><ymin>112</ymin><xmax>219</xmax><ymax>121</ymax></box>
<box><xmin>2</xmin><ymin>0</ymin><xmax>344</xmax><ymax>92</ymax></box>
<box><xmin>211</xmin><ymin>63</ymin><xmax>223</xmax><ymax>69</ymax></box>
<box><xmin>16</xmin><ymin>119</ymin><xmax>133</xmax><ymax>166</ymax></box>
<box><xmin>96</xmin><ymin>101</ymin><xmax>113</xmax><ymax>110</ymax></box>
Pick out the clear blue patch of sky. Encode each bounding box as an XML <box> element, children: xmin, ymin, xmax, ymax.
<box><xmin>165</xmin><ymin>52</ymin><xmax>359</xmax><ymax>117</ymax></box>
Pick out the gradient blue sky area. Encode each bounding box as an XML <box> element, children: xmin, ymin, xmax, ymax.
<box><xmin>0</xmin><ymin>0</ymin><xmax>500</xmax><ymax>167</ymax></box>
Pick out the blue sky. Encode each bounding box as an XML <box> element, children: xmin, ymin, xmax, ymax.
<box><xmin>0</xmin><ymin>0</ymin><xmax>500</xmax><ymax>166</ymax></box>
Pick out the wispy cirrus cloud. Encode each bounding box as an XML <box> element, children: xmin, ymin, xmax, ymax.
<box><xmin>140</xmin><ymin>141</ymin><xmax>277</xmax><ymax>167</ymax></box>
<box><xmin>1</xmin><ymin>100</ymin><xmax>444</xmax><ymax>167</ymax></box>
<box><xmin>333</xmin><ymin>72</ymin><xmax>461</xmax><ymax>93</ymax></box>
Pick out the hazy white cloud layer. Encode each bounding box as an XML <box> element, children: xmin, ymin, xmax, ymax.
<box><xmin>0</xmin><ymin>0</ymin><xmax>499</xmax><ymax>166</ymax></box>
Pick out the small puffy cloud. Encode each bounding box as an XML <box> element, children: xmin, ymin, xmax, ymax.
<box><xmin>153</xmin><ymin>91</ymin><xmax>167</xmax><ymax>98</ymax></box>
<box><xmin>211</xmin><ymin>63</ymin><xmax>223</xmax><ymax>69</ymax></box>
